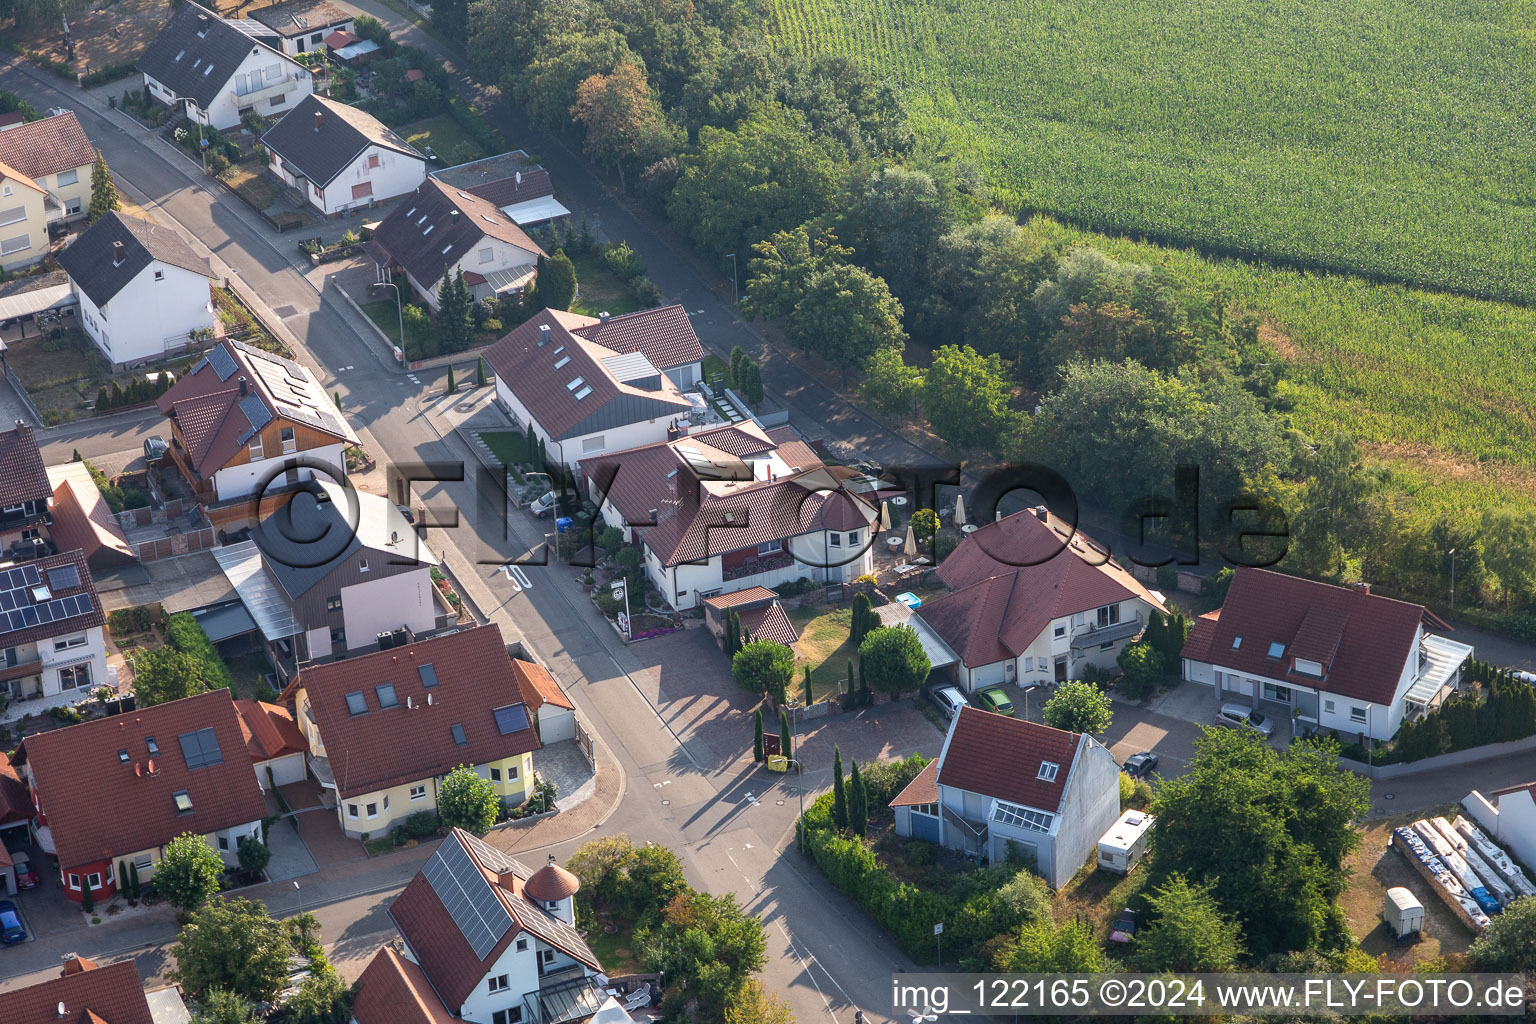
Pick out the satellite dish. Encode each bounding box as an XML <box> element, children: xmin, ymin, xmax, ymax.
<box><xmin>515</xmin><ymin>170</ymin><xmax>522</xmax><ymax>186</ymax></box>
<box><xmin>908</xmin><ymin>1011</ymin><xmax>937</xmax><ymax>1024</ymax></box>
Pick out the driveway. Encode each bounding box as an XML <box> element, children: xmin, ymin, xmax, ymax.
<box><xmin>262</xmin><ymin>817</ymin><xmax>320</xmax><ymax>882</ymax></box>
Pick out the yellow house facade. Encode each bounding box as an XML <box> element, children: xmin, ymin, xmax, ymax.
<box><xmin>0</xmin><ymin>161</ymin><xmax>50</xmax><ymax>271</ymax></box>
<box><xmin>284</xmin><ymin>624</ymin><xmax>544</xmax><ymax>840</ymax></box>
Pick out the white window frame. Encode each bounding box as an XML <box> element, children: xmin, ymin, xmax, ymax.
<box><xmin>1323</xmin><ymin>699</ymin><xmax>1336</xmax><ymax>715</ymax></box>
<box><xmin>55</xmin><ymin>168</ymin><xmax>79</xmax><ymax>187</ymax></box>
<box><xmin>1096</xmin><ymin>603</ymin><xmax>1120</xmax><ymax>628</ymax></box>
<box><xmin>358</xmin><ymin>558</ymin><xmax>370</xmax><ymax>573</ymax></box>
<box><xmin>1350</xmin><ymin>706</ymin><xmax>1368</xmax><ymax>724</ymax></box>
<box><xmin>410</xmin><ymin>785</ymin><xmax>426</xmax><ymax>800</ymax></box>
<box><xmin>250</xmin><ymin>435</ymin><xmax>265</xmax><ymax>460</ymax></box>
<box><xmin>86</xmin><ymin>871</ymin><xmax>102</xmax><ymax>889</ymax></box>
<box><xmin>0</xmin><ymin>233</ymin><xmax>31</xmax><ymax>256</ymax></box>
<box><xmin>490</xmin><ymin>767</ymin><xmax>501</xmax><ymax>781</ymax></box>
<box><xmin>347</xmin><ymin>803</ymin><xmax>359</xmax><ymax>819</ymax></box>
<box><xmin>757</xmin><ymin>540</ymin><xmax>782</xmax><ymax>556</ymax></box>
<box><xmin>281</xmin><ymin>426</ymin><xmax>296</xmax><ymax>454</ymax></box>
<box><xmin>478</xmin><ymin>246</ymin><xmax>493</xmax><ymax>264</ymax></box>
<box><xmin>1053</xmin><ymin>623</ymin><xmax>1066</xmax><ymax>639</ymax></box>
<box><xmin>133</xmin><ymin>855</ymin><xmax>152</xmax><ymax>872</ymax></box>
<box><xmin>365</xmin><ymin>802</ymin><xmax>378</xmax><ymax>818</ymax></box>
<box><xmin>68</xmin><ymin>873</ymin><xmax>81</xmax><ymax>890</ymax></box>
<box><xmin>829</xmin><ymin>532</ymin><xmax>841</xmax><ymax>547</ymax></box>
<box><xmin>59</xmin><ymin>662</ymin><xmax>92</xmax><ymax>690</ymax></box>
<box><xmin>55</xmin><ymin>635</ymin><xmax>88</xmax><ymax>651</ymax></box>
<box><xmin>488</xmin><ymin>975</ymin><xmax>509</xmax><ymax>994</ymax></box>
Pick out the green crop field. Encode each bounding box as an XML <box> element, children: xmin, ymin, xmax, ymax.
<box><xmin>769</xmin><ymin>0</ymin><xmax>1536</xmax><ymax>306</ymax></box>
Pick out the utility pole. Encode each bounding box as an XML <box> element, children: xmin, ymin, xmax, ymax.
<box><xmin>725</xmin><ymin>253</ymin><xmax>737</xmax><ymax>305</ymax></box>
<box><xmin>1448</xmin><ymin>548</ymin><xmax>1456</xmax><ymax>610</ymax></box>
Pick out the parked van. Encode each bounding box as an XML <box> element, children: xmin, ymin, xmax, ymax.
<box><xmin>1097</xmin><ymin>809</ymin><xmax>1155</xmax><ymax>875</ymax></box>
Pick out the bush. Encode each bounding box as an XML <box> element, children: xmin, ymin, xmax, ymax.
<box><xmin>447</xmin><ymin>96</ymin><xmax>504</xmax><ymax>154</ymax></box>
<box><xmin>1155</xmin><ymin>562</ymin><xmax>1179</xmax><ymax>592</ymax></box>
<box><xmin>108</xmin><ymin>605</ymin><xmax>155</xmax><ymax>636</ymax></box>
<box><xmin>81</xmin><ymin>61</ymin><xmax>138</xmax><ymax>87</ymax></box>
<box><xmin>603</xmin><ymin>242</ymin><xmax>646</xmax><ymax>282</ymax></box>
<box><xmin>772</xmin><ymin>576</ymin><xmax>819</xmax><ymax>597</ymax></box>
<box><xmin>164</xmin><ymin>612</ymin><xmax>236</xmax><ymax>694</ymax></box>
<box><xmin>858</xmin><ymin>625</ymin><xmax>930</xmax><ymax>693</ymax></box>
<box><xmin>404</xmin><ymin>810</ymin><xmax>439</xmax><ymax>838</ymax></box>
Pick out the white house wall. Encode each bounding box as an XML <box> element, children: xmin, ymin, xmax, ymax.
<box><xmin>37</xmin><ymin>626</ymin><xmax>108</xmax><ymax>698</ymax></box>
<box><xmin>1037</xmin><ymin>738</ymin><xmax>1120</xmax><ymax>889</ymax></box>
<box><xmin>256</xmin><ymin>751</ymin><xmax>307</xmax><ymax>790</ymax></box>
<box><xmin>211</xmin><ymin>441</ymin><xmax>346</xmax><ymax>501</ymax></box>
<box><xmin>74</xmin><ymin>262</ymin><xmax>213</xmax><ymax>369</ymax></box>
<box><xmin>339</xmin><ymin>566</ymin><xmax>434</xmax><ymax>649</ymax></box>
<box><xmin>414</xmin><ymin>238</ymin><xmax>540</xmax><ymax>311</ymax></box>
<box><xmin>144</xmin><ymin>48</ymin><xmax>312</xmax><ymax>130</ymax></box>
<box><xmin>269</xmin><ymin>20</ymin><xmax>353</xmax><ymax>57</ymax></box>
<box><xmin>955</xmin><ymin>596</ymin><xmax>1152</xmax><ymax>693</ymax></box>
<box><xmin>1464</xmin><ymin>788</ymin><xmax>1536</xmax><ymax>879</ymax></box>
<box><xmin>273</xmin><ymin>143</ymin><xmax>426</xmax><ymax>216</ymax></box>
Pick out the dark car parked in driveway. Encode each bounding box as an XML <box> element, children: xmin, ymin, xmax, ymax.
<box><xmin>0</xmin><ymin>900</ymin><xmax>26</xmax><ymax>943</ymax></box>
<box><xmin>11</xmin><ymin>850</ymin><xmax>38</xmax><ymax>890</ymax></box>
<box><xmin>1121</xmin><ymin>751</ymin><xmax>1159</xmax><ymax>778</ymax></box>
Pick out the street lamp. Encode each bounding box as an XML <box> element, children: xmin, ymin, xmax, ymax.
<box><xmin>783</xmin><ymin>758</ymin><xmax>806</xmax><ymax>852</ymax></box>
<box><xmin>293</xmin><ymin>880</ymin><xmax>302</xmax><ymax>917</ymax></box>
<box><xmin>724</xmin><ymin>253</ymin><xmax>738</xmax><ymax>305</ymax></box>
<box><xmin>1448</xmin><ymin>548</ymin><xmax>1456</xmax><ymax>610</ymax></box>
<box><xmin>372</xmin><ymin>280</ymin><xmax>405</xmax><ymax>353</ymax></box>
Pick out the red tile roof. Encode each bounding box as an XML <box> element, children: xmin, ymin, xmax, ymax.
<box><xmin>1179</xmin><ymin>567</ymin><xmax>1440</xmax><ymax>705</ymax></box>
<box><xmin>0</xmin><ymin>111</ymin><xmax>95</xmax><ymax>182</ymax></box>
<box><xmin>462</xmin><ymin>165</ymin><xmax>556</xmax><ymax>209</ymax></box>
<box><xmin>234</xmin><ymin>699</ymin><xmax>308</xmax><ymax>762</ymax></box>
<box><xmin>17</xmin><ymin>690</ymin><xmax>268</xmax><ymax>873</ymax></box>
<box><xmin>936</xmin><ymin>707</ymin><xmax>1082</xmax><ymax>813</ymax></box>
<box><xmin>571</xmin><ymin>304</ymin><xmax>705</xmax><ymax>372</ymax></box>
<box><xmin>482</xmin><ymin>309</ymin><xmax>693</xmax><ymax>442</ymax></box>
<box><xmin>738</xmin><ymin>601</ymin><xmax>798</xmax><ymax>648</ymax></box>
<box><xmin>702</xmin><ymin>586</ymin><xmax>779</xmax><ymax>610</ymax></box>
<box><xmin>511</xmin><ymin>658</ymin><xmax>574</xmax><ymax>712</ymax></box>
<box><xmin>293</xmin><ymin>624</ymin><xmax>539</xmax><ymax>799</ymax></box>
<box><xmin>0</xmin><ymin>549</ymin><xmax>107</xmax><ymax>650</ymax></box>
<box><xmin>48</xmin><ymin>466</ymin><xmax>135</xmax><ymax>570</ymax></box>
<box><xmin>0</xmin><ymin>421</ymin><xmax>52</xmax><ymax>508</ymax></box>
<box><xmin>889</xmin><ymin>758</ymin><xmax>939</xmax><ymax>807</ymax></box>
<box><xmin>917</xmin><ymin>510</ymin><xmax>1165</xmax><ymax>667</ymax></box>
<box><xmin>352</xmin><ymin>947</ymin><xmax>460</xmax><ymax>1024</ymax></box>
<box><xmin>389</xmin><ymin>829</ymin><xmax>598</xmax><ymax>1011</ymax></box>
<box><xmin>0</xmin><ymin>750</ymin><xmax>28</xmax><ymax>828</ymax></box>
<box><xmin>9</xmin><ymin>958</ymin><xmax>154</xmax><ymax>1024</ymax></box>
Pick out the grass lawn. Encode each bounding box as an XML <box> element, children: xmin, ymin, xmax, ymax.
<box><xmin>479</xmin><ymin>430</ymin><xmax>532</xmax><ymax>469</ymax></box>
<box><xmin>1051</xmin><ymin>848</ymin><xmax>1154</xmax><ymax>941</ymax></box>
<box><xmin>363</xmin><ymin>836</ymin><xmax>398</xmax><ymax>857</ymax></box>
<box><xmin>702</xmin><ymin>353</ymin><xmax>728</xmax><ymax>387</ymax></box>
<box><xmin>7</xmin><ymin>331</ymin><xmax>100</xmax><ymax>390</ymax></box>
<box><xmin>570</xmin><ymin>253</ymin><xmax>644</xmax><ymax>318</ymax></box>
<box><xmin>587</xmin><ymin>920</ymin><xmax>643</xmax><ymax>975</ymax></box>
<box><xmin>789</xmin><ymin>605</ymin><xmax>855</xmax><ymax>698</ymax></box>
<box><xmin>361</xmin><ymin>299</ymin><xmax>433</xmax><ymax>353</ymax></box>
<box><xmin>225</xmin><ymin>162</ymin><xmax>280</xmax><ymax>212</ymax></box>
<box><xmin>227</xmin><ymin>652</ymin><xmax>277</xmax><ymax>700</ymax></box>
<box><xmin>400</xmin><ymin>115</ymin><xmax>485</xmax><ymax>165</ymax></box>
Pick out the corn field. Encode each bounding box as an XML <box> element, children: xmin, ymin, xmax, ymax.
<box><xmin>769</xmin><ymin>0</ymin><xmax>1536</xmax><ymax>307</ymax></box>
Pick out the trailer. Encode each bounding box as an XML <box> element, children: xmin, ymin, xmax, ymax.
<box><xmin>1383</xmin><ymin>887</ymin><xmax>1424</xmax><ymax>941</ymax></box>
<box><xmin>1428</xmin><ymin>817</ymin><xmax>1512</xmax><ymax>907</ymax></box>
<box><xmin>1412</xmin><ymin>820</ymin><xmax>1500</xmax><ymax>916</ymax></box>
<box><xmin>1391</xmin><ymin>826</ymin><xmax>1490</xmax><ymax>933</ymax></box>
<box><xmin>1096</xmin><ymin>810</ymin><xmax>1155</xmax><ymax>875</ymax></box>
<box><xmin>1453</xmin><ymin>816</ymin><xmax>1536</xmax><ymax>899</ymax></box>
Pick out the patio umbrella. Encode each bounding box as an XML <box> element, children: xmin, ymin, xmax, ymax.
<box><xmin>880</xmin><ymin>500</ymin><xmax>892</xmax><ymax>533</ymax></box>
<box><xmin>954</xmin><ymin>493</ymin><xmax>966</xmax><ymax>527</ymax></box>
<box><xmin>904</xmin><ymin>524</ymin><xmax>916</xmax><ymax>559</ymax></box>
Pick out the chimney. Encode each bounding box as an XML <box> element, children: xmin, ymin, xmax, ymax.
<box><xmin>111</xmin><ymin>240</ymin><xmax>125</xmax><ymax>267</ymax></box>
<box><xmin>1354</xmin><ymin>582</ymin><xmax>1371</xmax><ymax>594</ymax></box>
<box><xmin>238</xmin><ymin>376</ymin><xmax>248</xmax><ymax>396</ymax></box>
<box><xmin>496</xmin><ymin>868</ymin><xmax>523</xmax><ymax>893</ymax></box>
<box><xmin>313</xmin><ymin>110</ymin><xmax>323</xmax><ymax>132</ymax></box>
<box><xmin>598</xmin><ymin>311</ymin><xmax>610</xmax><ymax>322</ymax></box>
<box><xmin>1033</xmin><ymin>505</ymin><xmax>1049</xmax><ymax>522</ymax></box>
<box><xmin>538</xmin><ymin>323</ymin><xmax>551</xmax><ymax>347</ymax></box>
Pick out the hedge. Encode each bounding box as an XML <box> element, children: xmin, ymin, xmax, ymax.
<box><xmin>447</xmin><ymin>96</ymin><xmax>505</xmax><ymax>155</ymax></box>
<box><xmin>81</xmin><ymin>61</ymin><xmax>138</xmax><ymax>87</ymax></box>
<box><xmin>163</xmin><ymin>612</ymin><xmax>236</xmax><ymax>694</ymax></box>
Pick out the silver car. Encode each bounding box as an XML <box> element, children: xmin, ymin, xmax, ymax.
<box><xmin>1216</xmin><ymin>703</ymin><xmax>1275</xmax><ymax>737</ymax></box>
<box><xmin>931</xmin><ymin>686</ymin><xmax>968</xmax><ymax>720</ymax></box>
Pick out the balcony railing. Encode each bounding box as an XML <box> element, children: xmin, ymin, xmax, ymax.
<box><xmin>232</xmin><ymin>75</ymin><xmax>305</xmax><ymax>103</ymax></box>
<box><xmin>722</xmin><ymin>550</ymin><xmax>795</xmax><ymax>582</ymax></box>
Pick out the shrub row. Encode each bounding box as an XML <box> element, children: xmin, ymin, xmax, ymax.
<box><xmin>163</xmin><ymin>612</ymin><xmax>236</xmax><ymax>694</ymax></box>
<box><xmin>81</xmin><ymin>61</ymin><xmax>138</xmax><ymax>87</ymax></box>
<box><xmin>447</xmin><ymin>96</ymin><xmax>505</xmax><ymax>155</ymax></box>
<box><xmin>96</xmin><ymin>371</ymin><xmax>174</xmax><ymax>411</ymax></box>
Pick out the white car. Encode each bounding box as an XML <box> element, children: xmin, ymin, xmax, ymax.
<box><xmin>930</xmin><ymin>686</ymin><xmax>968</xmax><ymax>720</ymax></box>
<box><xmin>1216</xmin><ymin>703</ymin><xmax>1275</xmax><ymax>737</ymax></box>
<box><xmin>530</xmin><ymin>490</ymin><xmax>557</xmax><ymax>517</ymax></box>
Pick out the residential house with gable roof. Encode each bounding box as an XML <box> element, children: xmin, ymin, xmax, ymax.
<box><xmin>368</xmin><ymin>178</ymin><xmax>544</xmax><ymax>311</ymax></box>
<box><xmin>0</xmin><ymin>550</ymin><xmax>110</xmax><ymax>724</ymax></box>
<box><xmin>46</xmin><ymin>461</ymin><xmax>137</xmax><ymax>571</ymax></box>
<box><xmin>581</xmin><ymin>420</ymin><xmax>875</xmax><ymax>610</ymax></box>
<box><xmin>511</xmin><ymin>656</ymin><xmax>577</xmax><ymax>744</ymax></box>
<box><xmin>14</xmin><ymin>689</ymin><xmax>268</xmax><ymax>903</ymax></box>
<box><xmin>485</xmin><ymin>309</ymin><xmax>697</xmax><ymax>473</ymax></box>
<box><xmin>0</xmin><ymin>110</ymin><xmax>96</xmax><ymax>236</ymax></box>
<box><xmin>262</xmin><ymin>94</ymin><xmax>426</xmax><ymax>215</ymax></box>
<box><xmin>245</xmin><ymin>0</ymin><xmax>354</xmax><ymax>55</ymax></box>
<box><xmin>234</xmin><ymin>698</ymin><xmax>309</xmax><ymax>790</ymax></box>
<box><xmin>212</xmin><ymin>481</ymin><xmax>438</xmax><ymax>662</ymax></box>
<box><xmin>10</xmin><ymin>954</ymin><xmax>190</xmax><ymax>1024</ymax></box>
<box><xmin>57</xmin><ymin>211</ymin><xmax>215</xmax><ymax>368</ymax></box>
<box><xmin>280</xmin><ymin>624</ymin><xmax>540</xmax><ymax>838</ymax></box>
<box><xmin>156</xmin><ymin>339</ymin><xmax>358</xmax><ymax>503</ymax></box>
<box><xmin>0</xmin><ymin>420</ymin><xmax>57</xmax><ymax>558</ymax></box>
<box><xmin>433</xmin><ymin>150</ymin><xmax>572</xmax><ymax>229</ymax></box>
<box><xmin>912</xmin><ymin>507</ymin><xmax>1167</xmax><ymax>691</ymax></box>
<box><xmin>364</xmin><ymin>827</ymin><xmax>626</xmax><ymax>1024</ymax></box>
<box><xmin>891</xmin><ymin>707</ymin><xmax>1120</xmax><ymax>887</ymax></box>
<box><xmin>0</xmin><ymin>157</ymin><xmax>52</xmax><ymax>270</ymax></box>
<box><xmin>1180</xmin><ymin>566</ymin><xmax>1473</xmax><ymax>742</ymax></box>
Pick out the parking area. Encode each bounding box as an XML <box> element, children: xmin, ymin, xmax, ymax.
<box><xmin>5</xmin><ymin>838</ymin><xmax>80</xmax><ymax>939</ymax></box>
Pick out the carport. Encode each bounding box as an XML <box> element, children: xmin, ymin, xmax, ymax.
<box><xmin>876</xmin><ymin>602</ymin><xmax>959</xmax><ymax>680</ymax></box>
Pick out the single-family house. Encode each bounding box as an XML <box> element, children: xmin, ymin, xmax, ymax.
<box><xmin>261</xmin><ymin>95</ymin><xmax>426</xmax><ymax>215</ymax></box>
<box><xmin>212</xmin><ymin>481</ymin><xmax>438</xmax><ymax>662</ymax></box>
<box><xmin>1179</xmin><ymin>567</ymin><xmax>1473</xmax><ymax>742</ymax></box>
<box><xmin>568</xmin><ymin>304</ymin><xmax>705</xmax><ymax>390</ymax></box>
<box><xmin>46</xmin><ymin>462</ymin><xmax>137</xmax><ymax>571</ymax></box>
<box><xmin>0</xmin><ymin>750</ymin><xmax>29</xmax><ymax>845</ymax></box>
<box><xmin>914</xmin><ymin>507</ymin><xmax>1167</xmax><ymax>692</ymax></box>
<box><xmin>0</xmin><ymin>420</ymin><xmax>57</xmax><ymax>558</ymax></box>
<box><xmin>280</xmin><ymin>624</ymin><xmax>540</xmax><ymax>838</ymax></box>
<box><xmin>360</xmin><ymin>828</ymin><xmax>624</xmax><ymax>1024</ymax></box>
<box><xmin>581</xmin><ymin>420</ymin><xmax>874</xmax><ymax>610</ymax></box>
<box><xmin>0</xmin><ymin>111</ymin><xmax>96</xmax><ymax>231</ymax></box>
<box><xmin>0</xmin><ymin>550</ymin><xmax>109</xmax><ymax>724</ymax></box>
<box><xmin>234</xmin><ymin>698</ymin><xmax>309</xmax><ymax>790</ymax></box>
<box><xmin>891</xmin><ymin>707</ymin><xmax>1121</xmax><ymax>888</ymax></box>
<box><xmin>156</xmin><ymin>340</ymin><xmax>359</xmax><ymax>503</ymax></box>
<box><xmin>510</xmin><ymin>655</ymin><xmax>576</xmax><ymax>743</ymax></box>
<box><xmin>1463</xmin><ymin>783</ymin><xmax>1536</xmax><ymax>883</ymax></box>
<box><xmin>138</xmin><ymin>2</ymin><xmax>313</xmax><ymax>129</ymax></box>
<box><xmin>432</xmin><ymin>150</ymin><xmax>572</xmax><ymax>228</ymax></box>
<box><xmin>367</xmin><ymin>178</ymin><xmax>544</xmax><ymax>311</ymax></box>
<box><xmin>0</xmin><ymin>157</ymin><xmax>50</xmax><ymax>270</ymax></box>
<box><xmin>57</xmin><ymin>211</ymin><xmax>215</xmax><ymax>368</ymax></box>
<box><xmin>485</xmin><ymin>310</ymin><xmax>697</xmax><ymax>474</ymax></box>
<box><xmin>246</xmin><ymin>0</ymin><xmax>354</xmax><ymax>55</ymax></box>
<box><xmin>14</xmin><ymin>689</ymin><xmax>268</xmax><ymax>904</ymax></box>
<box><xmin>11</xmin><ymin>955</ymin><xmax>190</xmax><ymax>1024</ymax></box>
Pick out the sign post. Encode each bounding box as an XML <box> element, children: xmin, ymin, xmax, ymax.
<box><xmin>934</xmin><ymin>921</ymin><xmax>943</xmax><ymax>968</ymax></box>
<box><xmin>610</xmin><ymin>579</ymin><xmax>631</xmax><ymax>640</ymax></box>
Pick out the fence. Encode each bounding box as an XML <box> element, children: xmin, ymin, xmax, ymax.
<box><xmin>3</xmin><ymin>359</ymin><xmax>44</xmax><ymax>426</ymax></box>
<box><xmin>116</xmin><ymin>500</ymin><xmax>216</xmax><ymax>561</ymax></box>
<box><xmin>574</xmin><ymin>715</ymin><xmax>595</xmax><ymax>770</ymax></box>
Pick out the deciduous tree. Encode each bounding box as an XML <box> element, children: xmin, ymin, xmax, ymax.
<box><xmin>1137</xmin><ymin>874</ymin><xmax>1244</xmax><ymax>972</ymax></box>
<box><xmin>724</xmin><ymin>978</ymin><xmax>795</xmax><ymax>1024</ymax></box>
<box><xmin>732</xmin><ymin>640</ymin><xmax>794</xmax><ymax>704</ymax></box>
<box><xmin>170</xmin><ymin>898</ymin><xmax>293</xmax><ymax>1002</ymax></box>
<box><xmin>1469</xmin><ymin>889</ymin><xmax>1536</xmax><ymax>971</ymax></box>
<box><xmin>155</xmin><ymin>833</ymin><xmax>224</xmax><ymax>914</ymax></box>
<box><xmin>1042</xmin><ymin>680</ymin><xmax>1113</xmax><ymax>735</ymax></box>
<box><xmin>571</xmin><ymin>62</ymin><xmax>681</xmax><ymax>190</ymax></box>
<box><xmin>857</xmin><ymin>624</ymin><xmax>930</xmax><ymax>693</ymax></box>
<box><xmin>1116</xmin><ymin>642</ymin><xmax>1166</xmax><ymax>700</ymax></box>
<box><xmin>132</xmin><ymin>646</ymin><xmax>206</xmax><ymax>706</ymax></box>
<box><xmin>921</xmin><ymin>344</ymin><xmax>1019</xmax><ymax>454</ymax></box>
<box><xmin>437</xmin><ymin>764</ymin><xmax>500</xmax><ymax>835</ymax></box>
<box><xmin>861</xmin><ymin>346</ymin><xmax>923</xmax><ymax>414</ymax></box>
<box><xmin>190</xmin><ymin>989</ymin><xmax>257</xmax><ymax>1024</ymax></box>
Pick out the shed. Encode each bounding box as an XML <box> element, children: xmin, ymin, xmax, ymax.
<box><xmin>1384</xmin><ymin>886</ymin><xmax>1424</xmax><ymax>939</ymax></box>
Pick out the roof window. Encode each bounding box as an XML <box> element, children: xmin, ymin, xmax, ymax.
<box><xmin>1231</xmin><ymin>636</ymin><xmax>1242</xmax><ymax>649</ymax></box>
<box><xmin>419</xmin><ymin>664</ymin><xmax>438</xmax><ymax>688</ymax></box>
<box><xmin>1037</xmin><ymin>761</ymin><xmax>1059</xmax><ymax>782</ymax></box>
<box><xmin>441</xmin><ymin>243</ymin><xmax>452</xmax><ymax>254</ymax></box>
<box><xmin>422</xmin><ymin>224</ymin><xmax>434</xmax><ymax>236</ymax></box>
<box><xmin>118</xmin><ymin>748</ymin><xmax>130</xmax><ymax>764</ymax></box>
<box><xmin>566</xmin><ymin>376</ymin><xmax>585</xmax><ymax>391</ymax></box>
<box><xmin>405</xmin><ymin>207</ymin><xmax>416</xmax><ymax>218</ymax></box>
<box><xmin>178</xmin><ymin>727</ymin><xmax>223</xmax><ymax>770</ymax></box>
<box><xmin>573</xmin><ymin>386</ymin><xmax>592</xmax><ymax>400</ymax></box>
<box><xmin>345</xmin><ymin>691</ymin><xmax>368</xmax><ymax>716</ymax></box>
<box><xmin>375</xmin><ymin>683</ymin><xmax>398</xmax><ymax>709</ymax></box>
<box><xmin>1267</xmin><ymin>641</ymin><xmax>1285</xmax><ymax>659</ymax></box>
<box><xmin>451</xmin><ymin>723</ymin><xmax>467</xmax><ymax>746</ymax></box>
<box><xmin>553</xmin><ymin>356</ymin><xmax>570</xmax><ymax>370</ymax></box>
<box><xmin>147</xmin><ymin>736</ymin><xmax>158</xmax><ymax>755</ymax></box>
<box><xmin>173</xmin><ymin>791</ymin><xmax>193</xmax><ymax>813</ymax></box>
<box><xmin>174</xmin><ymin>49</ymin><xmax>185</xmax><ymax>61</ymax></box>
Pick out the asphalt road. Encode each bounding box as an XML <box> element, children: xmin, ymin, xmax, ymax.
<box><xmin>0</xmin><ymin>57</ymin><xmax>921</xmax><ymax>1022</ymax></box>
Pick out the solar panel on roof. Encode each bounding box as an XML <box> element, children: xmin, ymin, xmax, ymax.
<box><xmin>240</xmin><ymin>394</ymin><xmax>273</xmax><ymax>432</ymax></box>
<box><xmin>46</xmin><ymin>566</ymin><xmax>80</xmax><ymax>591</ymax></box>
<box><xmin>21</xmin><ymin>566</ymin><xmax>39</xmax><ymax>586</ymax></box>
<box><xmin>207</xmin><ymin>345</ymin><xmax>238</xmax><ymax>380</ymax></box>
<box><xmin>421</xmin><ymin>836</ymin><xmax>513</xmax><ymax>959</ymax></box>
<box><xmin>492</xmin><ymin>704</ymin><xmax>529</xmax><ymax>736</ymax></box>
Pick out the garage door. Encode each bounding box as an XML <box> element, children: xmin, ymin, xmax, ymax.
<box><xmin>910</xmin><ymin>810</ymin><xmax>940</xmax><ymax>843</ymax></box>
<box><xmin>265</xmin><ymin>753</ymin><xmax>307</xmax><ymax>789</ymax></box>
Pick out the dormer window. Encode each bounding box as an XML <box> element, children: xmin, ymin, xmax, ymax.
<box><xmin>1267</xmin><ymin>641</ymin><xmax>1285</xmax><ymax>659</ymax></box>
<box><xmin>147</xmin><ymin>736</ymin><xmax>159</xmax><ymax>754</ymax></box>
<box><xmin>1037</xmin><ymin>761</ymin><xmax>1059</xmax><ymax>782</ymax></box>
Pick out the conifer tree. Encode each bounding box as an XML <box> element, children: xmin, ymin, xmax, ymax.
<box><xmin>779</xmin><ymin>707</ymin><xmax>792</xmax><ymax>761</ymax></box>
<box><xmin>831</xmin><ymin>745</ymin><xmax>847</xmax><ymax>829</ymax></box>
<box><xmin>88</xmin><ymin>150</ymin><xmax>120</xmax><ymax>224</ymax></box>
<box><xmin>753</xmin><ymin>707</ymin><xmax>764</xmax><ymax>762</ymax></box>
<box><xmin>846</xmin><ymin>660</ymin><xmax>855</xmax><ymax>702</ymax></box>
<box><xmin>476</xmin><ymin>356</ymin><xmax>487</xmax><ymax>386</ymax></box>
<box><xmin>803</xmin><ymin>665</ymin><xmax>813</xmax><ymax>704</ymax></box>
<box><xmin>446</xmin><ymin>363</ymin><xmax>457</xmax><ymax>394</ymax></box>
<box><xmin>848</xmin><ymin>760</ymin><xmax>867</xmax><ymax>835</ymax></box>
